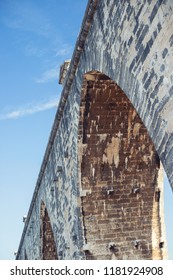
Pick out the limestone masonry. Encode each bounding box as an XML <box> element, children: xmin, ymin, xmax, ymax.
<box><xmin>16</xmin><ymin>0</ymin><xmax>173</xmax><ymax>260</ymax></box>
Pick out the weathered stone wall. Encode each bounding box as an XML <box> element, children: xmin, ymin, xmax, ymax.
<box><xmin>78</xmin><ymin>74</ymin><xmax>166</xmax><ymax>259</ymax></box>
<box><xmin>16</xmin><ymin>0</ymin><xmax>173</xmax><ymax>260</ymax></box>
<box><xmin>17</xmin><ymin>77</ymin><xmax>85</xmax><ymax>260</ymax></box>
<box><xmin>77</xmin><ymin>0</ymin><xmax>173</xmax><ymax>186</ymax></box>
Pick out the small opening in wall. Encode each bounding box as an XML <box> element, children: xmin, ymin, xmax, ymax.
<box><xmin>159</xmin><ymin>242</ymin><xmax>164</xmax><ymax>249</ymax></box>
<box><xmin>57</xmin><ymin>166</ymin><xmax>62</xmax><ymax>172</ymax></box>
<box><xmin>155</xmin><ymin>189</ymin><xmax>160</xmax><ymax>202</ymax></box>
<box><xmin>53</xmin><ymin>175</ymin><xmax>58</xmax><ymax>182</ymax></box>
<box><xmin>132</xmin><ymin>187</ymin><xmax>140</xmax><ymax>195</ymax></box>
<box><xmin>64</xmin><ymin>149</ymin><xmax>68</xmax><ymax>158</ymax></box>
<box><xmin>134</xmin><ymin>240</ymin><xmax>141</xmax><ymax>250</ymax></box>
<box><xmin>106</xmin><ymin>188</ymin><xmax>114</xmax><ymax>195</ymax></box>
<box><xmin>108</xmin><ymin>242</ymin><xmax>118</xmax><ymax>253</ymax></box>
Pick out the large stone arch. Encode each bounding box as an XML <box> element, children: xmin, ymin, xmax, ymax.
<box><xmin>75</xmin><ymin>0</ymin><xmax>173</xmax><ymax>191</ymax></box>
<box><xmin>77</xmin><ymin>71</ymin><xmax>167</xmax><ymax>259</ymax></box>
<box><xmin>40</xmin><ymin>201</ymin><xmax>58</xmax><ymax>260</ymax></box>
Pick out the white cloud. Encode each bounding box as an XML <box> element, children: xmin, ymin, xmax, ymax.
<box><xmin>35</xmin><ymin>68</ymin><xmax>59</xmax><ymax>84</ymax></box>
<box><xmin>55</xmin><ymin>45</ymin><xmax>72</xmax><ymax>57</ymax></box>
<box><xmin>0</xmin><ymin>97</ymin><xmax>59</xmax><ymax>120</ymax></box>
<box><xmin>35</xmin><ymin>44</ymin><xmax>73</xmax><ymax>83</ymax></box>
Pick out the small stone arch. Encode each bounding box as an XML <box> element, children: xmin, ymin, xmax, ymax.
<box><xmin>40</xmin><ymin>201</ymin><xmax>58</xmax><ymax>260</ymax></box>
<box><xmin>78</xmin><ymin>71</ymin><xmax>167</xmax><ymax>260</ymax></box>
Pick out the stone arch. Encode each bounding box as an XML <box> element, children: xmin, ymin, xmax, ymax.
<box><xmin>78</xmin><ymin>71</ymin><xmax>167</xmax><ymax>260</ymax></box>
<box><xmin>75</xmin><ymin>0</ymin><xmax>173</xmax><ymax>192</ymax></box>
<box><xmin>40</xmin><ymin>201</ymin><xmax>58</xmax><ymax>260</ymax></box>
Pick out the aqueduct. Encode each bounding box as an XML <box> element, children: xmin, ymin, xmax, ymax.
<box><xmin>16</xmin><ymin>0</ymin><xmax>173</xmax><ymax>259</ymax></box>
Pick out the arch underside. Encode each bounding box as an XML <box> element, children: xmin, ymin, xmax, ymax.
<box><xmin>78</xmin><ymin>72</ymin><xmax>166</xmax><ymax>260</ymax></box>
<box><xmin>40</xmin><ymin>202</ymin><xmax>58</xmax><ymax>260</ymax></box>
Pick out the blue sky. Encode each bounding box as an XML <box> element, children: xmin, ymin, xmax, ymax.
<box><xmin>0</xmin><ymin>0</ymin><xmax>88</xmax><ymax>259</ymax></box>
<box><xmin>0</xmin><ymin>0</ymin><xmax>172</xmax><ymax>260</ymax></box>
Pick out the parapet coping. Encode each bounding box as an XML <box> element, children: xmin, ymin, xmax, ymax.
<box><xmin>16</xmin><ymin>0</ymin><xmax>98</xmax><ymax>259</ymax></box>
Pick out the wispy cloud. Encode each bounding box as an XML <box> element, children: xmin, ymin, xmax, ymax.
<box><xmin>35</xmin><ymin>67</ymin><xmax>59</xmax><ymax>84</ymax></box>
<box><xmin>0</xmin><ymin>97</ymin><xmax>59</xmax><ymax>120</ymax></box>
<box><xmin>35</xmin><ymin>44</ymin><xmax>72</xmax><ymax>83</ymax></box>
<box><xmin>55</xmin><ymin>44</ymin><xmax>72</xmax><ymax>57</ymax></box>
